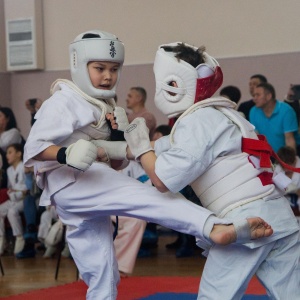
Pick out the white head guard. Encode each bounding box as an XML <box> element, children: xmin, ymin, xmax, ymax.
<box><xmin>69</xmin><ymin>30</ymin><xmax>124</xmax><ymax>99</ymax></box>
<box><xmin>153</xmin><ymin>42</ymin><xmax>223</xmax><ymax>118</ymax></box>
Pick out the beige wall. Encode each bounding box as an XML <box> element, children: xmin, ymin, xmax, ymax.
<box><xmin>42</xmin><ymin>0</ymin><xmax>300</xmax><ymax>68</ymax></box>
<box><xmin>1</xmin><ymin>0</ymin><xmax>300</xmax><ymax>138</ymax></box>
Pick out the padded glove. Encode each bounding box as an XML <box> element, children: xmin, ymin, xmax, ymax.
<box><xmin>91</xmin><ymin>140</ymin><xmax>128</xmax><ymax>160</ymax></box>
<box><xmin>114</xmin><ymin>106</ymin><xmax>129</xmax><ymax>131</ymax></box>
<box><xmin>124</xmin><ymin>117</ymin><xmax>153</xmax><ymax>160</ymax></box>
<box><xmin>57</xmin><ymin>139</ymin><xmax>97</xmax><ymax>171</ymax></box>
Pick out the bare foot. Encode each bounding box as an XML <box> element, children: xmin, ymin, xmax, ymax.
<box><xmin>209</xmin><ymin>217</ymin><xmax>273</xmax><ymax>245</ymax></box>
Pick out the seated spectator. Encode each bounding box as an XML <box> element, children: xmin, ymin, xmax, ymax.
<box><xmin>284</xmin><ymin>84</ymin><xmax>300</xmax><ymax>156</ymax></box>
<box><xmin>0</xmin><ymin>107</ymin><xmax>22</xmax><ymax>152</ymax></box>
<box><xmin>274</xmin><ymin>146</ymin><xmax>300</xmax><ymax>217</ymax></box>
<box><xmin>38</xmin><ymin>206</ymin><xmax>64</xmax><ymax>258</ymax></box>
<box><xmin>126</xmin><ymin>87</ymin><xmax>157</xmax><ymax>139</ymax></box>
<box><xmin>152</xmin><ymin>124</ymin><xmax>172</xmax><ymax>141</ymax></box>
<box><xmin>0</xmin><ymin>144</ymin><xmax>27</xmax><ymax>255</ymax></box>
<box><xmin>220</xmin><ymin>85</ymin><xmax>241</xmax><ymax>105</ymax></box>
<box><xmin>16</xmin><ymin>100</ymin><xmax>44</xmax><ymax>259</ymax></box>
<box><xmin>15</xmin><ymin>166</ymin><xmax>41</xmax><ymax>259</ymax></box>
<box><xmin>237</xmin><ymin>74</ymin><xmax>267</xmax><ymax>121</ymax></box>
<box><xmin>250</xmin><ymin>82</ymin><xmax>298</xmax><ymax>153</ymax></box>
<box><xmin>0</xmin><ymin>107</ymin><xmax>23</xmax><ymax>189</ymax></box>
<box><xmin>220</xmin><ymin>85</ymin><xmax>244</xmax><ymax>117</ymax></box>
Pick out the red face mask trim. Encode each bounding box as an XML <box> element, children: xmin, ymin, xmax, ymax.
<box><xmin>194</xmin><ymin>66</ymin><xmax>223</xmax><ymax>103</ymax></box>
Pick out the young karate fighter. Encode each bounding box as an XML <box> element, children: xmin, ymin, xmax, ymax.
<box><xmin>112</xmin><ymin>42</ymin><xmax>299</xmax><ymax>300</ymax></box>
<box><xmin>24</xmin><ymin>31</ymin><xmax>272</xmax><ymax>300</ymax></box>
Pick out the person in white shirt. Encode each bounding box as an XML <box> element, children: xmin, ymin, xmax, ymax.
<box><xmin>0</xmin><ymin>143</ymin><xmax>27</xmax><ymax>255</ymax></box>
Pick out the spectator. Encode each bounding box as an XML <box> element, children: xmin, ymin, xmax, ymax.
<box><xmin>37</xmin><ymin>206</ymin><xmax>64</xmax><ymax>258</ymax></box>
<box><xmin>152</xmin><ymin>124</ymin><xmax>172</xmax><ymax>141</ymax></box>
<box><xmin>220</xmin><ymin>85</ymin><xmax>241</xmax><ymax>105</ymax></box>
<box><xmin>250</xmin><ymin>82</ymin><xmax>298</xmax><ymax>153</ymax></box>
<box><xmin>238</xmin><ymin>74</ymin><xmax>267</xmax><ymax>120</ymax></box>
<box><xmin>0</xmin><ymin>107</ymin><xmax>22</xmax><ymax>152</ymax></box>
<box><xmin>126</xmin><ymin>87</ymin><xmax>157</xmax><ymax>139</ymax></box>
<box><xmin>284</xmin><ymin>84</ymin><xmax>300</xmax><ymax>156</ymax></box>
<box><xmin>274</xmin><ymin>146</ymin><xmax>300</xmax><ymax>218</ymax></box>
<box><xmin>0</xmin><ymin>143</ymin><xmax>27</xmax><ymax>255</ymax></box>
<box><xmin>0</xmin><ymin>107</ymin><xmax>24</xmax><ymax>190</ymax></box>
<box><xmin>25</xmin><ymin>98</ymin><xmax>43</xmax><ymax>126</ymax></box>
<box><xmin>16</xmin><ymin>100</ymin><xmax>44</xmax><ymax>259</ymax></box>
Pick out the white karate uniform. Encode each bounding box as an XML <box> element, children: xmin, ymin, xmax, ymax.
<box><xmin>0</xmin><ymin>161</ymin><xmax>26</xmax><ymax>236</ymax></box>
<box><xmin>155</xmin><ymin>105</ymin><xmax>300</xmax><ymax>300</ymax></box>
<box><xmin>113</xmin><ymin>161</ymin><xmax>150</xmax><ymax>274</ymax></box>
<box><xmin>24</xmin><ymin>82</ymin><xmax>219</xmax><ymax>300</ymax></box>
<box><xmin>37</xmin><ymin>205</ymin><xmax>59</xmax><ymax>242</ymax></box>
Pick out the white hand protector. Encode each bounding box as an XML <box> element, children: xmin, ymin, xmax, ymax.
<box><xmin>114</xmin><ymin>107</ymin><xmax>129</xmax><ymax>131</ymax></box>
<box><xmin>65</xmin><ymin>139</ymin><xmax>98</xmax><ymax>171</ymax></box>
<box><xmin>124</xmin><ymin>118</ymin><xmax>154</xmax><ymax>160</ymax></box>
<box><xmin>91</xmin><ymin>140</ymin><xmax>128</xmax><ymax>160</ymax></box>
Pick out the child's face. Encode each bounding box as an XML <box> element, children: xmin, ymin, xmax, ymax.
<box><xmin>87</xmin><ymin>61</ymin><xmax>120</xmax><ymax>91</ymax></box>
<box><xmin>6</xmin><ymin>147</ymin><xmax>22</xmax><ymax>165</ymax></box>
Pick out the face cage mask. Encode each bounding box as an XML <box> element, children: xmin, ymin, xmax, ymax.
<box><xmin>153</xmin><ymin>43</ymin><xmax>223</xmax><ymax>118</ymax></box>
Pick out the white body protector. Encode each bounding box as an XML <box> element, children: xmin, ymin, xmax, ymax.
<box><xmin>34</xmin><ymin>79</ymin><xmax>114</xmax><ymax>190</ymax></box>
<box><xmin>171</xmin><ymin>97</ymin><xmax>283</xmax><ymax>217</ymax></box>
<box><xmin>50</xmin><ymin>79</ymin><xmax>114</xmax><ymax>144</ymax></box>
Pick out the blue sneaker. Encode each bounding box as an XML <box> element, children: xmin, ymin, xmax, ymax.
<box><xmin>16</xmin><ymin>247</ymin><xmax>36</xmax><ymax>259</ymax></box>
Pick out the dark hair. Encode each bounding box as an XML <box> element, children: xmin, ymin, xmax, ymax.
<box><xmin>161</xmin><ymin>43</ymin><xmax>206</xmax><ymax>68</ymax></box>
<box><xmin>220</xmin><ymin>85</ymin><xmax>241</xmax><ymax>104</ymax></box>
<box><xmin>6</xmin><ymin>143</ymin><xmax>24</xmax><ymax>160</ymax></box>
<box><xmin>131</xmin><ymin>87</ymin><xmax>147</xmax><ymax>103</ymax></box>
<box><xmin>0</xmin><ymin>107</ymin><xmax>18</xmax><ymax>131</ymax></box>
<box><xmin>154</xmin><ymin>125</ymin><xmax>172</xmax><ymax>136</ymax></box>
<box><xmin>257</xmin><ymin>82</ymin><xmax>276</xmax><ymax>99</ymax></box>
<box><xmin>277</xmin><ymin>146</ymin><xmax>296</xmax><ymax>165</ymax></box>
<box><xmin>82</xmin><ymin>33</ymin><xmax>100</xmax><ymax>39</ymax></box>
<box><xmin>291</xmin><ymin>84</ymin><xmax>300</xmax><ymax>100</ymax></box>
<box><xmin>250</xmin><ymin>74</ymin><xmax>267</xmax><ymax>83</ymax></box>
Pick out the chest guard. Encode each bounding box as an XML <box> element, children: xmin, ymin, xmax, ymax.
<box><xmin>51</xmin><ymin>79</ymin><xmax>113</xmax><ymax>145</ymax></box>
<box><xmin>172</xmin><ymin>97</ymin><xmax>279</xmax><ymax>217</ymax></box>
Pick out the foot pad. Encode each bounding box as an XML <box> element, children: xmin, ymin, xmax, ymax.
<box><xmin>233</xmin><ymin>219</ymin><xmax>251</xmax><ymax>243</ymax></box>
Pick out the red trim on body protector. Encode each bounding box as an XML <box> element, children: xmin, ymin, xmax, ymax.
<box><xmin>242</xmin><ymin>135</ymin><xmax>300</xmax><ymax>173</ymax></box>
<box><xmin>257</xmin><ymin>172</ymin><xmax>273</xmax><ymax>186</ymax></box>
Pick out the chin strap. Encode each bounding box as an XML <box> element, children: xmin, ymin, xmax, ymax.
<box><xmin>242</xmin><ymin>135</ymin><xmax>300</xmax><ymax>172</ymax></box>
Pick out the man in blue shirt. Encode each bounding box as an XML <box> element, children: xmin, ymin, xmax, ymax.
<box><xmin>250</xmin><ymin>82</ymin><xmax>298</xmax><ymax>153</ymax></box>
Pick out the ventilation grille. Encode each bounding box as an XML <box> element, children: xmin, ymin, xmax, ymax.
<box><xmin>6</xmin><ymin>18</ymin><xmax>36</xmax><ymax>70</ymax></box>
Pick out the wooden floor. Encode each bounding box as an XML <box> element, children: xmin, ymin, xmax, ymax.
<box><xmin>0</xmin><ymin>233</ymin><xmax>206</xmax><ymax>297</ymax></box>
